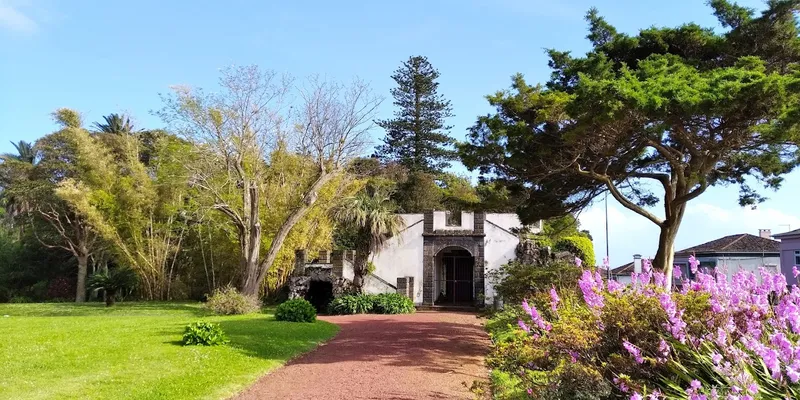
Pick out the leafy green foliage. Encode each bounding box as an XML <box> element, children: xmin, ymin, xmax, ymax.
<box><xmin>460</xmin><ymin>2</ymin><xmax>800</xmax><ymax>271</ymax></box>
<box><xmin>275</xmin><ymin>298</ymin><xmax>317</xmax><ymax>323</ymax></box>
<box><xmin>328</xmin><ymin>294</ymin><xmax>374</xmax><ymax>315</ymax></box>
<box><xmin>87</xmin><ymin>267</ymin><xmax>138</xmax><ymax>307</ymax></box>
<box><xmin>182</xmin><ymin>321</ymin><xmax>229</xmax><ymax>346</ymax></box>
<box><xmin>371</xmin><ymin>293</ymin><xmax>415</xmax><ymax>314</ymax></box>
<box><xmin>554</xmin><ymin>237</ymin><xmax>596</xmax><ymax>267</ymax></box>
<box><xmin>334</xmin><ymin>184</ymin><xmax>405</xmax><ymax>292</ymax></box>
<box><xmin>328</xmin><ymin>293</ymin><xmax>415</xmax><ymax>315</ymax></box>
<box><xmin>375</xmin><ymin>55</ymin><xmax>456</xmax><ymax>173</ymax></box>
<box><xmin>205</xmin><ymin>286</ymin><xmax>261</xmax><ymax>315</ymax></box>
<box><xmin>488</xmin><ymin>260</ymin><xmax>582</xmax><ymax>305</ymax></box>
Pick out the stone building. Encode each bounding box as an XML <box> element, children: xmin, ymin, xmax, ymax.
<box><xmin>370</xmin><ymin>211</ymin><xmax>536</xmax><ymax>307</ymax></box>
<box><xmin>289</xmin><ymin>211</ymin><xmax>536</xmax><ymax>308</ymax></box>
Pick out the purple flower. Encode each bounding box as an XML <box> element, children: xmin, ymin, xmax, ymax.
<box><xmin>579</xmin><ymin>270</ymin><xmax>605</xmax><ymax>310</ymax></box>
<box><xmin>549</xmin><ymin>286</ymin><xmax>560</xmax><ymax>312</ymax></box>
<box><xmin>607</xmin><ymin>279</ymin><xmax>624</xmax><ymax>294</ymax></box>
<box><xmin>623</xmin><ymin>340</ymin><xmax>644</xmax><ymax>364</ymax></box>
<box><xmin>673</xmin><ymin>265</ymin><xmax>682</xmax><ymax>280</ymax></box>
<box><xmin>793</xmin><ymin>265</ymin><xmax>799</xmax><ymax>279</ymax></box>
<box><xmin>575</xmin><ymin>257</ymin><xmax>583</xmax><ymax>268</ymax></box>
<box><xmin>518</xmin><ymin>320</ymin><xmax>530</xmax><ymax>333</ymax></box>
<box><xmin>521</xmin><ymin>300</ymin><xmax>551</xmax><ymax>332</ymax></box>
<box><xmin>630</xmin><ymin>393</ymin><xmax>643</xmax><ymax>400</ymax></box>
<box><xmin>688</xmin><ymin>255</ymin><xmax>700</xmax><ymax>274</ymax></box>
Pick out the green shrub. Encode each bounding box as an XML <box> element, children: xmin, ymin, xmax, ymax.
<box><xmin>328</xmin><ymin>294</ymin><xmax>374</xmax><ymax>315</ymax></box>
<box><xmin>9</xmin><ymin>295</ymin><xmax>32</xmax><ymax>303</ymax></box>
<box><xmin>328</xmin><ymin>293</ymin><xmax>416</xmax><ymax>315</ymax></box>
<box><xmin>205</xmin><ymin>285</ymin><xmax>261</xmax><ymax>315</ymax></box>
<box><xmin>275</xmin><ymin>298</ymin><xmax>317</xmax><ymax>322</ymax></box>
<box><xmin>554</xmin><ymin>236</ymin><xmax>595</xmax><ymax>267</ymax></box>
<box><xmin>182</xmin><ymin>321</ymin><xmax>229</xmax><ymax>346</ymax></box>
<box><xmin>488</xmin><ymin>260</ymin><xmax>582</xmax><ymax>305</ymax></box>
<box><xmin>371</xmin><ymin>293</ymin><xmax>415</xmax><ymax>314</ymax></box>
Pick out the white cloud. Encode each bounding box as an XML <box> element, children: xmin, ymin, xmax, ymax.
<box><xmin>686</xmin><ymin>203</ymin><xmax>800</xmax><ymax>236</ymax></box>
<box><xmin>0</xmin><ymin>0</ymin><xmax>37</xmax><ymax>33</ymax></box>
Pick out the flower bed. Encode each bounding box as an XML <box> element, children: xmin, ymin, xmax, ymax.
<box><xmin>488</xmin><ymin>257</ymin><xmax>800</xmax><ymax>399</ymax></box>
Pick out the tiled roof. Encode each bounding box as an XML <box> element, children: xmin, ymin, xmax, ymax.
<box><xmin>773</xmin><ymin>228</ymin><xmax>800</xmax><ymax>239</ymax></box>
<box><xmin>675</xmin><ymin>234</ymin><xmax>780</xmax><ymax>256</ymax></box>
<box><xmin>612</xmin><ymin>261</ymin><xmax>634</xmax><ymax>275</ymax></box>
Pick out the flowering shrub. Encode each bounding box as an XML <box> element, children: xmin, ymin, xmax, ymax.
<box><xmin>489</xmin><ymin>256</ymin><xmax>800</xmax><ymax>399</ymax></box>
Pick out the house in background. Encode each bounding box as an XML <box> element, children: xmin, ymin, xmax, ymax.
<box><xmin>772</xmin><ymin>228</ymin><xmax>800</xmax><ymax>284</ymax></box>
<box><xmin>611</xmin><ymin>254</ymin><xmax>642</xmax><ymax>285</ymax></box>
<box><xmin>673</xmin><ymin>230</ymin><xmax>780</xmax><ymax>279</ymax></box>
<box><xmin>612</xmin><ymin>231</ymin><xmax>781</xmax><ymax>285</ymax></box>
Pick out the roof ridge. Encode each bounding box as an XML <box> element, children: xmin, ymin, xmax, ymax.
<box><xmin>720</xmin><ymin>234</ymin><xmax>747</xmax><ymax>251</ymax></box>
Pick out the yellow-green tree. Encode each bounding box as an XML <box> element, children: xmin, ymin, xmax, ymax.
<box><xmin>158</xmin><ymin>66</ymin><xmax>382</xmax><ymax>296</ymax></box>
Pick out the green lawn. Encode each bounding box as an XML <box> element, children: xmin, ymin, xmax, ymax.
<box><xmin>0</xmin><ymin>302</ymin><xmax>339</xmax><ymax>400</ymax></box>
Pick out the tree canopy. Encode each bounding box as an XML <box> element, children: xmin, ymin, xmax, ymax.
<box><xmin>460</xmin><ymin>0</ymin><xmax>800</xmax><ymax>275</ymax></box>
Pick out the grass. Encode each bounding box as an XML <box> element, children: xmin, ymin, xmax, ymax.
<box><xmin>0</xmin><ymin>302</ymin><xmax>339</xmax><ymax>400</ymax></box>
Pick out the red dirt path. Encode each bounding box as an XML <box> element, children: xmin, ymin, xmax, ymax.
<box><xmin>232</xmin><ymin>312</ymin><xmax>489</xmax><ymax>400</ymax></box>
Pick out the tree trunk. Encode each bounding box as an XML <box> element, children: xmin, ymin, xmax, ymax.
<box><xmin>106</xmin><ymin>289</ymin><xmax>116</xmax><ymax>307</ymax></box>
<box><xmin>76</xmin><ymin>254</ymin><xmax>88</xmax><ymax>303</ymax></box>
<box><xmin>652</xmin><ymin>203</ymin><xmax>686</xmax><ymax>289</ymax></box>
<box><xmin>238</xmin><ymin>183</ymin><xmax>262</xmax><ymax>295</ymax></box>
<box><xmin>244</xmin><ymin>171</ymin><xmax>335</xmax><ymax>296</ymax></box>
<box><xmin>352</xmin><ymin>250</ymin><xmax>369</xmax><ymax>294</ymax></box>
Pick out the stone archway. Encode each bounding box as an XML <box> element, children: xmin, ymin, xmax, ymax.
<box><xmin>433</xmin><ymin>246</ymin><xmax>475</xmax><ymax>305</ymax></box>
<box><xmin>422</xmin><ymin>235</ymin><xmax>485</xmax><ymax>306</ymax></box>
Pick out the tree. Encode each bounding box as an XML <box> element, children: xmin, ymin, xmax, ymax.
<box><xmin>19</xmin><ymin>109</ymin><xmax>102</xmax><ymax>302</ymax></box>
<box><xmin>460</xmin><ymin>1</ymin><xmax>800</xmax><ymax>280</ymax></box>
<box><xmin>334</xmin><ymin>185</ymin><xmax>405</xmax><ymax>292</ymax></box>
<box><xmin>92</xmin><ymin>113</ymin><xmax>137</xmax><ymax>135</ymax></box>
<box><xmin>0</xmin><ymin>141</ymin><xmax>36</xmax><ymax>225</ymax></box>
<box><xmin>374</xmin><ymin>55</ymin><xmax>456</xmax><ymax>173</ymax></box>
<box><xmin>1</xmin><ymin>141</ymin><xmax>36</xmax><ymax>163</ymax></box>
<box><xmin>56</xmin><ymin>130</ymin><xmax>192</xmax><ymax>299</ymax></box>
<box><xmin>159</xmin><ymin>66</ymin><xmax>381</xmax><ymax>296</ymax></box>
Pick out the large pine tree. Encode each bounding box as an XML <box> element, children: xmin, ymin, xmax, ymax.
<box><xmin>375</xmin><ymin>56</ymin><xmax>456</xmax><ymax>173</ymax></box>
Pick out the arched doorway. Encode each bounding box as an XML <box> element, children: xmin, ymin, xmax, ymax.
<box><xmin>305</xmin><ymin>280</ymin><xmax>334</xmax><ymax>313</ymax></box>
<box><xmin>434</xmin><ymin>247</ymin><xmax>475</xmax><ymax>305</ymax></box>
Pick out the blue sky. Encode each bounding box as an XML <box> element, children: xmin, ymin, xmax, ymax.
<box><xmin>1</xmin><ymin>0</ymin><xmax>797</xmax><ymax>267</ymax></box>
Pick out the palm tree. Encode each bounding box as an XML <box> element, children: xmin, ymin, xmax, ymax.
<box><xmin>92</xmin><ymin>113</ymin><xmax>137</xmax><ymax>135</ymax></box>
<box><xmin>334</xmin><ymin>186</ymin><xmax>405</xmax><ymax>292</ymax></box>
<box><xmin>88</xmin><ymin>267</ymin><xmax>138</xmax><ymax>306</ymax></box>
<box><xmin>1</xmin><ymin>140</ymin><xmax>36</xmax><ymax>163</ymax></box>
<box><xmin>0</xmin><ymin>141</ymin><xmax>36</xmax><ymax>225</ymax></box>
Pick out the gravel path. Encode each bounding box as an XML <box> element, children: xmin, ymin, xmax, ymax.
<box><xmin>233</xmin><ymin>312</ymin><xmax>489</xmax><ymax>400</ymax></box>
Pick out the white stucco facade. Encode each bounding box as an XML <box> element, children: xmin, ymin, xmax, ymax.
<box><xmin>369</xmin><ymin>211</ymin><xmax>534</xmax><ymax>306</ymax></box>
<box><xmin>369</xmin><ymin>214</ymin><xmax>426</xmax><ymax>303</ymax></box>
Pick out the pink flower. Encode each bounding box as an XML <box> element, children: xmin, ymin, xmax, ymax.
<box><xmin>517</xmin><ymin>320</ymin><xmax>530</xmax><ymax>333</ymax></box>
<box><xmin>631</xmin><ymin>393</ymin><xmax>643</xmax><ymax>400</ymax></box>
<box><xmin>623</xmin><ymin>340</ymin><xmax>644</xmax><ymax>364</ymax></box>
<box><xmin>793</xmin><ymin>265</ymin><xmax>799</xmax><ymax>279</ymax></box>
<box><xmin>688</xmin><ymin>255</ymin><xmax>700</xmax><ymax>274</ymax></box>
<box><xmin>673</xmin><ymin>265</ymin><xmax>682</xmax><ymax>280</ymax></box>
<box><xmin>575</xmin><ymin>257</ymin><xmax>583</xmax><ymax>267</ymax></box>
<box><xmin>549</xmin><ymin>286</ymin><xmax>560</xmax><ymax>312</ymax></box>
